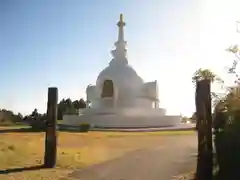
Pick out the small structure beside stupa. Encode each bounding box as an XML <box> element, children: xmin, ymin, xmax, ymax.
<box><xmin>62</xmin><ymin>14</ymin><xmax>181</xmax><ymax>128</ymax></box>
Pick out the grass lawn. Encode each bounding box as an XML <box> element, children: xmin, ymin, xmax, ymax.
<box><xmin>0</xmin><ymin>127</ymin><xmax>194</xmax><ymax>180</ymax></box>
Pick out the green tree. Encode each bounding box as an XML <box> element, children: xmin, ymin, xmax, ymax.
<box><xmin>18</xmin><ymin>113</ymin><xmax>23</xmax><ymax>119</ymax></box>
<box><xmin>226</xmin><ymin>44</ymin><xmax>240</xmax><ymax>84</ymax></box>
<box><xmin>57</xmin><ymin>99</ymin><xmax>66</xmax><ymax>120</ymax></box>
<box><xmin>57</xmin><ymin>98</ymin><xmax>86</xmax><ymax>120</ymax></box>
<box><xmin>191</xmin><ymin>112</ymin><xmax>197</xmax><ymax>123</ymax></box>
<box><xmin>31</xmin><ymin>108</ymin><xmax>38</xmax><ymax>117</ymax></box>
<box><xmin>72</xmin><ymin>100</ymin><xmax>81</xmax><ymax>110</ymax></box>
<box><xmin>221</xmin><ymin>44</ymin><xmax>240</xmax><ymax>112</ymax></box>
<box><xmin>192</xmin><ymin>68</ymin><xmax>224</xmax><ymax>108</ymax></box>
<box><xmin>79</xmin><ymin>98</ymin><xmax>87</xmax><ymax>109</ymax></box>
<box><xmin>0</xmin><ymin>109</ymin><xmax>23</xmax><ymax>125</ymax></box>
<box><xmin>192</xmin><ymin>68</ymin><xmax>223</xmax><ymax>84</ymax></box>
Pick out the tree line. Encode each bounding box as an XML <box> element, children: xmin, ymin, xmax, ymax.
<box><xmin>0</xmin><ymin>98</ymin><xmax>87</xmax><ymax>125</ymax></box>
<box><xmin>0</xmin><ymin>109</ymin><xmax>23</xmax><ymax>125</ymax></box>
<box><xmin>57</xmin><ymin>98</ymin><xmax>87</xmax><ymax>120</ymax></box>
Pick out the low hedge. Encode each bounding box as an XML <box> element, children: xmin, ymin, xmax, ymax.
<box><xmin>79</xmin><ymin>123</ymin><xmax>91</xmax><ymax>132</ymax></box>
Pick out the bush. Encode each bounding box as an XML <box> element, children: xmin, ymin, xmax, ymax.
<box><xmin>214</xmin><ymin>110</ymin><xmax>240</xmax><ymax>179</ymax></box>
<box><xmin>0</xmin><ymin>118</ymin><xmax>15</xmax><ymax>126</ymax></box>
<box><xmin>26</xmin><ymin>116</ymin><xmax>46</xmax><ymax>131</ymax></box>
<box><xmin>79</xmin><ymin>123</ymin><xmax>90</xmax><ymax>132</ymax></box>
<box><xmin>29</xmin><ymin>121</ymin><xmax>46</xmax><ymax>131</ymax></box>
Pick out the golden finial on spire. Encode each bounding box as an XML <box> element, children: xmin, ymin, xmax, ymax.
<box><xmin>117</xmin><ymin>13</ymin><xmax>125</xmax><ymax>27</ymax></box>
<box><xmin>120</xmin><ymin>13</ymin><xmax>123</xmax><ymax>22</ymax></box>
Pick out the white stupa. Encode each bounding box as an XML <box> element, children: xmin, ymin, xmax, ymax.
<box><xmin>62</xmin><ymin>14</ymin><xmax>181</xmax><ymax>128</ymax></box>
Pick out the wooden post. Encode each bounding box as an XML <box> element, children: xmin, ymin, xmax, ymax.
<box><xmin>44</xmin><ymin>87</ymin><xmax>58</xmax><ymax>168</ymax></box>
<box><xmin>195</xmin><ymin>80</ymin><xmax>213</xmax><ymax>180</ymax></box>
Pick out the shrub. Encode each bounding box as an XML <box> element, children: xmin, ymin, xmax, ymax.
<box><xmin>0</xmin><ymin>118</ymin><xmax>14</xmax><ymax>126</ymax></box>
<box><xmin>79</xmin><ymin>123</ymin><xmax>90</xmax><ymax>132</ymax></box>
<box><xmin>29</xmin><ymin>121</ymin><xmax>46</xmax><ymax>131</ymax></box>
<box><xmin>26</xmin><ymin>116</ymin><xmax>46</xmax><ymax>131</ymax></box>
<box><xmin>214</xmin><ymin>110</ymin><xmax>240</xmax><ymax>179</ymax></box>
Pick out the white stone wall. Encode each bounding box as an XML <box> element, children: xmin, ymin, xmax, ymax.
<box><xmin>62</xmin><ymin>114</ymin><xmax>180</xmax><ymax>128</ymax></box>
<box><xmin>134</xmin><ymin>98</ymin><xmax>152</xmax><ymax>108</ymax></box>
<box><xmin>86</xmin><ymin>85</ymin><xmax>98</xmax><ymax>101</ymax></box>
<box><xmin>121</xmin><ymin>108</ymin><xmax>166</xmax><ymax>116</ymax></box>
<box><xmin>90</xmin><ymin>99</ymin><xmax>100</xmax><ymax>108</ymax></box>
<box><xmin>143</xmin><ymin>81</ymin><xmax>158</xmax><ymax>100</ymax></box>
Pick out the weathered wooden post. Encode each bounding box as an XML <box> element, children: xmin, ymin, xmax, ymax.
<box><xmin>44</xmin><ymin>87</ymin><xmax>58</xmax><ymax>168</ymax></box>
<box><xmin>195</xmin><ymin>80</ymin><xmax>213</xmax><ymax>180</ymax></box>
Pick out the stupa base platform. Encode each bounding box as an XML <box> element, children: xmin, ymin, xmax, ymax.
<box><xmin>58</xmin><ymin>123</ymin><xmax>195</xmax><ymax>132</ymax></box>
<box><xmin>62</xmin><ymin>114</ymin><xmax>181</xmax><ymax>128</ymax></box>
<box><xmin>91</xmin><ymin>124</ymin><xmax>195</xmax><ymax>132</ymax></box>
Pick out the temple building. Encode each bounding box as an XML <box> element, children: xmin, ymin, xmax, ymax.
<box><xmin>62</xmin><ymin>14</ymin><xmax>181</xmax><ymax>128</ymax></box>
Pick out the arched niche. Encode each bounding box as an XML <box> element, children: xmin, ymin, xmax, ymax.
<box><xmin>101</xmin><ymin>80</ymin><xmax>114</xmax><ymax>98</ymax></box>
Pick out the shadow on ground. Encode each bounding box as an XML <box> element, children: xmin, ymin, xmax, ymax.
<box><xmin>0</xmin><ymin>127</ymin><xmax>88</xmax><ymax>133</ymax></box>
<box><xmin>0</xmin><ymin>165</ymin><xmax>45</xmax><ymax>174</ymax></box>
<box><xmin>0</xmin><ymin>128</ymin><xmax>44</xmax><ymax>133</ymax></box>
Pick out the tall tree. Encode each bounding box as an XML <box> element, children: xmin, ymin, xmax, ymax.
<box><xmin>225</xmin><ymin>44</ymin><xmax>240</xmax><ymax>111</ymax></box>
<box><xmin>79</xmin><ymin>98</ymin><xmax>87</xmax><ymax>109</ymax></box>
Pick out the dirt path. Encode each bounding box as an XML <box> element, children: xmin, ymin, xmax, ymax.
<box><xmin>61</xmin><ymin>134</ymin><xmax>197</xmax><ymax>180</ymax></box>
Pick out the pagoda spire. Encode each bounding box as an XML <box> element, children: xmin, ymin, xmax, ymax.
<box><xmin>110</xmin><ymin>14</ymin><xmax>128</xmax><ymax>65</ymax></box>
<box><xmin>117</xmin><ymin>13</ymin><xmax>126</xmax><ymax>42</ymax></box>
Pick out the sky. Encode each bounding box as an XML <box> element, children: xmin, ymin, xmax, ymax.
<box><xmin>1</xmin><ymin>0</ymin><xmax>240</xmax><ymax>116</ymax></box>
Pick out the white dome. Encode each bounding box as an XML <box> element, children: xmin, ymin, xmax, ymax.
<box><xmin>96</xmin><ymin>63</ymin><xmax>144</xmax><ymax>91</ymax></box>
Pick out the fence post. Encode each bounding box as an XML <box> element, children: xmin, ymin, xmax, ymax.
<box><xmin>195</xmin><ymin>80</ymin><xmax>213</xmax><ymax>180</ymax></box>
<box><xmin>44</xmin><ymin>87</ymin><xmax>58</xmax><ymax>168</ymax></box>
